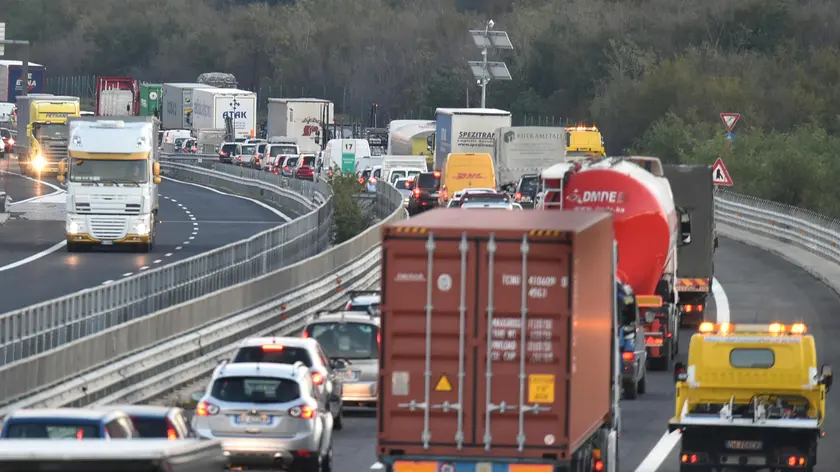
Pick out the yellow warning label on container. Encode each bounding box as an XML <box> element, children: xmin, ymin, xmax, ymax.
<box><xmin>435</xmin><ymin>375</ymin><xmax>452</xmax><ymax>392</ymax></box>
<box><xmin>528</xmin><ymin>374</ymin><xmax>555</xmax><ymax>403</ymax></box>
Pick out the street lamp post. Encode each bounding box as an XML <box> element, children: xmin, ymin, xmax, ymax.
<box><xmin>468</xmin><ymin>20</ymin><xmax>513</xmax><ymax>108</ymax></box>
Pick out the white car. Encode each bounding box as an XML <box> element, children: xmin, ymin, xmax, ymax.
<box><xmin>451</xmin><ymin>187</ymin><xmax>496</xmax><ymax>201</ymax></box>
<box><xmin>461</xmin><ymin>201</ymin><xmax>523</xmax><ymax>210</ymax></box>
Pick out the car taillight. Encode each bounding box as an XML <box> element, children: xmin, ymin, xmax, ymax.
<box><xmin>289</xmin><ymin>405</ymin><xmax>316</xmax><ymax>419</ymax></box>
<box><xmin>284</xmin><ymin>166</ymin><xmax>290</xmax><ymax>172</ymax></box>
<box><xmin>196</xmin><ymin>401</ymin><xmax>219</xmax><ymax>416</ymax></box>
<box><xmin>358</xmin><ymin>177</ymin><xmax>365</xmax><ymax>184</ymax></box>
<box><xmin>515</xmin><ymin>192</ymin><xmax>522</xmax><ymax>201</ymax></box>
<box><xmin>262</xmin><ymin>345</ymin><xmax>284</xmax><ymax>351</ymax></box>
<box><xmin>311</xmin><ymin>372</ymin><xmax>324</xmax><ymax>385</ymax></box>
<box><xmin>433</xmin><ymin>171</ymin><xmax>441</xmax><ymax>177</ymax></box>
<box><xmin>369</xmin><ymin>177</ymin><xmax>377</xmax><ymax>184</ymax></box>
<box><xmin>76</xmin><ymin>428</ymin><xmax>84</xmax><ymax>439</ymax></box>
<box><xmin>8</xmin><ymin>138</ymin><xmax>13</xmax><ymax>145</ymax></box>
<box><xmin>165</xmin><ymin>419</ymin><xmax>178</xmax><ymax>440</ymax></box>
<box><xmin>621</xmin><ymin>352</ymin><xmax>634</xmax><ymax>362</ymax></box>
<box><xmin>377</xmin><ymin>332</ymin><xmax>381</xmax><ymax>344</ymax></box>
<box><xmin>413</xmin><ymin>188</ymin><xmax>421</xmax><ymax>197</ymax></box>
<box><xmin>302</xmin><ymin>330</ymin><xmax>309</xmax><ymax>338</ymax></box>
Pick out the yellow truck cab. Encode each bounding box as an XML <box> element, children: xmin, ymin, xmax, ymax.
<box><xmin>669</xmin><ymin>322</ymin><xmax>832</xmax><ymax>471</ymax></box>
<box><xmin>565</xmin><ymin>126</ymin><xmax>605</xmax><ymax>160</ymax></box>
<box><xmin>438</xmin><ymin>152</ymin><xmax>496</xmax><ymax>205</ymax></box>
<box><xmin>14</xmin><ymin>95</ymin><xmax>81</xmax><ymax>176</ymax></box>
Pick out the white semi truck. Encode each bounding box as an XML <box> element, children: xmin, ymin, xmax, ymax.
<box><xmin>190</xmin><ymin>88</ymin><xmax>257</xmax><ymax>139</ymax></box>
<box><xmin>58</xmin><ymin>117</ymin><xmax>162</xmax><ymax>253</ymax></box>
<box><xmin>266</xmin><ymin>98</ymin><xmax>334</xmax><ymax>150</ymax></box>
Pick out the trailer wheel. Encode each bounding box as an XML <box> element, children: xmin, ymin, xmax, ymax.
<box><xmin>638</xmin><ymin>371</ymin><xmax>646</xmax><ymax>394</ymax></box>
<box><xmin>622</xmin><ymin>379</ymin><xmax>638</xmax><ymax>400</ymax></box>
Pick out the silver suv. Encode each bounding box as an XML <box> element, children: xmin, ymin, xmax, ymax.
<box><xmin>193</xmin><ymin>362</ymin><xmax>334</xmax><ymax>471</ymax></box>
<box><xmin>223</xmin><ymin>337</ymin><xmax>344</xmax><ymax>429</ymax></box>
<box><xmin>302</xmin><ymin>311</ymin><xmax>380</xmax><ymax>408</ymax></box>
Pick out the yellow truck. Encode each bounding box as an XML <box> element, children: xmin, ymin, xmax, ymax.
<box><xmin>566</xmin><ymin>125</ymin><xmax>605</xmax><ymax>159</ymax></box>
<box><xmin>669</xmin><ymin>322</ymin><xmax>832</xmax><ymax>471</ymax></box>
<box><xmin>14</xmin><ymin>94</ymin><xmax>80</xmax><ymax>176</ymax></box>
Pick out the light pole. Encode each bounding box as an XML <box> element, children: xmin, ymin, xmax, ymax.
<box><xmin>468</xmin><ymin>20</ymin><xmax>513</xmax><ymax>108</ymax></box>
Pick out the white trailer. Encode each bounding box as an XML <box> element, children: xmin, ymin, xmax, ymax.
<box><xmin>267</xmin><ymin>98</ymin><xmax>334</xmax><ymax>149</ymax></box>
<box><xmin>494</xmin><ymin>126</ymin><xmax>566</xmax><ymax>185</ymax></box>
<box><xmin>387</xmin><ymin>120</ymin><xmax>435</xmax><ymax>155</ymax></box>
<box><xmin>161</xmin><ymin>83</ymin><xmax>213</xmax><ymax>130</ymax></box>
<box><xmin>191</xmin><ymin>88</ymin><xmax>257</xmax><ymax>139</ymax></box>
<box><xmin>433</xmin><ymin>108</ymin><xmax>511</xmax><ymax>170</ymax></box>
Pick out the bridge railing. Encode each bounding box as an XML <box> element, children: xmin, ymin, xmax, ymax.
<box><xmin>0</xmin><ymin>161</ymin><xmax>330</xmax><ymax>370</ymax></box>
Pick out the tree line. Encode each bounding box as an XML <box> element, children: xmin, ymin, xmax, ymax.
<box><xmin>6</xmin><ymin>0</ymin><xmax>840</xmax><ymax>215</ymax></box>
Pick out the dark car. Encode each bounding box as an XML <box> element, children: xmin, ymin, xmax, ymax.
<box><xmin>513</xmin><ymin>174</ymin><xmax>540</xmax><ymax>208</ymax></box>
<box><xmin>407</xmin><ymin>171</ymin><xmax>441</xmax><ymax>216</ymax></box>
<box><xmin>0</xmin><ymin>408</ymin><xmax>138</xmax><ymax>439</ymax></box>
<box><xmin>218</xmin><ymin>142</ymin><xmax>239</xmax><ymax>164</ymax></box>
<box><xmin>96</xmin><ymin>405</ymin><xmax>196</xmax><ymax>439</ymax></box>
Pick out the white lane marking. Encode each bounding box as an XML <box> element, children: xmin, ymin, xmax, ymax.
<box><xmin>153</xmin><ymin>259</ymin><xmax>162</xmax><ymax>264</ymax></box>
<box><xmin>183</xmin><ymin>241</ymin><xmax>190</xmax><ymax>245</ymax></box>
<box><xmin>140</xmin><ymin>266</ymin><xmax>149</xmax><ymax>270</ymax></box>
<box><xmin>171</xmin><ymin>199</ymin><xmax>177</xmax><ymax>202</ymax></box>
<box><xmin>122</xmin><ymin>272</ymin><xmax>132</xmax><ymax>277</ymax></box>
<box><xmin>162</xmin><ymin>176</ymin><xmax>292</xmax><ymax>222</ymax></box>
<box><xmin>192</xmin><ymin>222</ymin><xmax>198</xmax><ymax>226</ymax></box>
<box><xmin>633</xmin><ymin>277</ymin><xmax>730</xmax><ymax>472</ymax></box>
<box><xmin>0</xmin><ymin>240</ymin><xmax>66</xmax><ymax>272</ymax></box>
<box><xmin>165</xmin><ymin>253</ymin><xmax>173</xmax><ymax>257</ymax></box>
<box><xmin>102</xmin><ymin>280</ymin><xmax>114</xmax><ymax>285</ymax></box>
<box><xmin>711</xmin><ymin>276</ymin><xmax>729</xmax><ymax>323</ymax></box>
<box><xmin>175</xmin><ymin>246</ymin><xmax>182</xmax><ymax>250</ymax></box>
<box><xmin>188</xmin><ymin>236</ymin><xmax>194</xmax><ymax>240</ymax></box>
<box><xmin>0</xmin><ymin>169</ymin><xmax>63</xmax><ymax>192</ymax></box>
<box><xmin>9</xmin><ymin>189</ymin><xmax>65</xmax><ymax>205</ymax></box>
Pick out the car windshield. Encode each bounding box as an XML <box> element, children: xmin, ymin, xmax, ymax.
<box><xmin>417</xmin><ymin>173</ymin><xmax>439</xmax><ymax>189</ymax></box>
<box><xmin>69</xmin><ymin>158</ymin><xmax>149</xmax><ymax>183</ymax></box>
<box><xmin>4</xmin><ymin>422</ymin><xmax>100</xmax><ymax>438</ymax></box>
<box><xmin>395</xmin><ymin>179</ymin><xmax>413</xmax><ymax>190</ymax></box>
<box><xmin>518</xmin><ymin>177</ymin><xmax>539</xmax><ymax>194</ymax></box>
<box><xmin>407</xmin><ymin>170</ymin><xmax>421</xmax><ymax>178</ymax></box>
<box><xmin>306</xmin><ymin>322</ymin><xmax>379</xmax><ymax>359</ymax></box>
<box><xmin>390</xmin><ymin>170</ymin><xmax>406</xmax><ymax>182</ymax></box>
<box><xmin>211</xmin><ymin>376</ymin><xmax>301</xmax><ymax>404</ymax></box>
<box><xmin>0</xmin><ymin>129</ymin><xmax>10</xmax><ymax>139</ymax></box>
<box><xmin>33</xmin><ymin>123</ymin><xmax>67</xmax><ymax>140</ymax></box>
<box><xmin>301</xmin><ymin>155</ymin><xmax>315</xmax><ymax>166</ymax></box>
<box><xmin>269</xmin><ymin>145</ymin><xmax>297</xmax><ymax>156</ymax></box>
<box><xmin>130</xmin><ymin>416</ymin><xmax>168</xmax><ymax>438</ymax></box>
<box><xmin>232</xmin><ymin>346</ymin><xmax>314</xmax><ymax>367</ymax></box>
<box><xmin>221</xmin><ymin>144</ymin><xmax>237</xmax><ymax>154</ymax></box>
<box><xmin>241</xmin><ymin>145</ymin><xmax>256</xmax><ymax>154</ymax></box>
<box><xmin>285</xmin><ymin>157</ymin><xmax>299</xmax><ymax>167</ymax></box>
<box><xmin>257</xmin><ymin>143</ymin><xmax>267</xmax><ymax>153</ymax></box>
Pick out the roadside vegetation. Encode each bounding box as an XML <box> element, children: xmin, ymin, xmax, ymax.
<box><xmin>7</xmin><ymin>0</ymin><xmax>840</xmax><ymax>214</ymax></box>
<box><xmin>327</xmin><ymin>172</ymin><xmax>372</xmax><ymax>244</ymax></box>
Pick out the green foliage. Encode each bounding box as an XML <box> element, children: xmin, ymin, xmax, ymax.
<box><xmin>328</xmin><ymin>172</ymin><xmax>373</xmax><ymax>245</ymax></box>
<box><xmin>9</xmin><ymin>0</ymin><xmax>840</xmax><ymax>213</ymax></box>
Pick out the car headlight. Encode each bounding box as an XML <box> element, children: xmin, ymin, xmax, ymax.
<box><xmin>32</xmin><ymin>154</ymin><xmax>46</xmax><ymax>169</ymax></box>
<box><xmin>134</xmin><ymin>221</ymin><xmax>149</xmax><ymax>235</ymax></box>
<box><xmin>67</xmin><ymin>221</ymin><xmax>81</xmax><ymax>234</ymax></box>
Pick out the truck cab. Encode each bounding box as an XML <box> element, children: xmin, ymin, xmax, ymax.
<box><xmin>15</xmin><ymin>95</ymin><xmax>81</xmax><ymax>176</ymax></box>
<box><xmin>58</xmin><ymin>118</ymin><xmax>161</xmax><ymax>253</ymax></box>
<box><xmin>670</xmin><ymin>322</ymin><xmax>831</xmax><ymax>471</ymax></box>
<box><xmin>565</xmin><ymin>126</ymin><xmax>605</xmax><ymax>160</ymax></box>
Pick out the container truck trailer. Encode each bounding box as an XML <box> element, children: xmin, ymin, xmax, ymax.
<box><xmin>374</xmin><ymin>209</ymin><xmax>621</xmax><ymax>472</ymax></box>
<box><xmin>266</xmin><ymin>98</ymin><xmax>334</xmax><ymax>150</ymax></box>
<box><xmin>191</xmin><ymin>88</ymin><xmax>256</xmax><ymax>140</ymax></box>
<box><xmin>538</xmin><ymin>156</ymin><xmax>692</xmax><ymax>371</ymax></box>
<box><xmin>663</xmin><ymin>164</ymin><xmax>716</xmax><ymax>327</ymax></box>
<box><xmin>139</xmin><ymin>83</ymin><xmax>163</xmax><ymax>118</ymax></box>
<box><xmin>95</xmin><ymin>77</ymin><xmax>138</xmax><ymax>116</ymax></box>
<box><xmin>161</xmin><ymin>83</ymin><xmax>214</xmax><ymax>130</ymax></box>
<box><xmin>0</xmin><ymin>60</ymin><xmax>46</xmax><ymax>102</ymax></box>
<box><xmin>433</xmin><ymin>108</ymin><xmax>511</xmax><ymax>171</ymax></box>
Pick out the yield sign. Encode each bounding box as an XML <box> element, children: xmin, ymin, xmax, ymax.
<box><xmin>712</xmin><ymin>158</ymin><xmax>733</xmax><ymax>186</ymax></box>
<box><xmin>720</xmin><ymin>113</ymin><xmax>740</xmax><ymax>132</ymax></box>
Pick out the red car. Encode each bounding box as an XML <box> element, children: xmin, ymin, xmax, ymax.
<box><xmin>0</xmin><ymin>128</ymin><xmax>14</xmax><ymax>158</ymax></box>
<box><xmin>294</xmin><ymin>154</ymin><xmax>317</xmax><ymax>181</ymax></box>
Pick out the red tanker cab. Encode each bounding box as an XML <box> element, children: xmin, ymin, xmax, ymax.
<box><xmin>540</xmin><ymin>157</ymin><xmax>691</xmax><ymax>298</ymax></box>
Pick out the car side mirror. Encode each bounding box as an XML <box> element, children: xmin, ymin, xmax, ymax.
<box><xmin>56</xmin><ymin>174</ymin><xmax>65</xmax><ymax>183</ymax></box>
<box><xmin>153</xmin><ymin>161</ymin><xmax>161</xmax><ymax>176</ymax></box>
<box><xmin>821</xmin><ymin>365</ymin><xmax>833</xmax><ymax>391</ymax></box>
<box><xmin>674</xmin><ymin>362</ymin><xmax>688</xmax><ymax>382</ymax></box>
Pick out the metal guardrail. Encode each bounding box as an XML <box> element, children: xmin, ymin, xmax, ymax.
<box><xmin>0</xmin><ymin>161</ymin><xmax>331</xmax><ymax>370</ymax></box>
<box><xmin>714</xmin><ymin>189</ymin><xmax>840</xmax><ymax>263</ymax></box>
<box><xmin>0</xmin><ymin>176</ymin><xmax>405</xmax><ymax>413</ymax></box>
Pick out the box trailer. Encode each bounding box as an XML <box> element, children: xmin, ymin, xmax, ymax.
<box><xmin>161</xmin><ymin>83</ymin><xmax>214</xmax><ymax>130</ymax></box>
<box><xmin>433</xmin><ymin>108</ymin><xmax>511</xmax><ymax>170</ymax></box>
<box><xmin>0</xmin><ymin>60</ymin><xmax>46</xmax><ymax>102</ymax></box>
<box><xmin>191</xmin><ymin>88</ymin><xmax>257</xmax><ymax>139</ymax></box>
<box><xmin>376</xmin><ymin>209</ymin><xmax>620</xmax><ymax>472</ymax></box>
<box><xmin>266</xmin><ymin>98</ymin><xmax>334</xmax><ymax>149</ymax></box>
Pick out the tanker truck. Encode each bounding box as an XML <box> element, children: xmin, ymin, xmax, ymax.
<box><xmin>537</xmin><ymin>156</ymin><xmax>691</xmax><ymax>374</ymax></box>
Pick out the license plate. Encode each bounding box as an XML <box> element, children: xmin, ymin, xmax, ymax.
<box><xmin>726</xmin><ymin>440</ymin><xmax>763</xmax><ymax>450</ymax></box>
<box><xmin>101</xmin><ymin>240</ymin><xmax>114</xmax><ymax>246</ymax></box>
<box><xmin>237</xmin><ymin>414</ymin><xmax>270</xmax><ymax>425</ymax></box>
<box><xmin>342</xmin><ymin>370</ymin><xmax>360</xmax><ymax>381</ymax></box>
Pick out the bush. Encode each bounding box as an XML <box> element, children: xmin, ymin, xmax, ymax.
<box><xmin>328</xmin><ymin>172</ymin><xmax>374</xmax><ymax>245</ymax></box>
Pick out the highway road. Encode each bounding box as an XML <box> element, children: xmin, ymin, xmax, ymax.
<box><xmin>0</xmin><ymin>168</ymin><xmax>292</xmax><ymax>313</ymax></box>
<box><xmin>313</xmin><ymin>237</ymin><xmax>840</xmax><ymax>472</ymax></box>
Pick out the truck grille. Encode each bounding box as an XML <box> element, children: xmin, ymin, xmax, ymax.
<box><xmin>90</xmin><ymin>216</ymin><xmax>127</xmax><ymax>240</ymax></box>
<box><xmin>42</xmin><ymin>142</ymin><xmax>68</xmax><ymax>161</ymax></box>
<box><xmin>75</xmin><ymin>202</ymin><xmax>139</xmax><ymax>214</ymax></box>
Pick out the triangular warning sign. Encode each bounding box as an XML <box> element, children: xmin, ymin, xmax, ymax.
<box><xmin>435</xmin><ymin>375</ymin><xmax>453</xmax><ymax>392</ymax></box>
<box><xmin>711</xmin><ymin>158</ymin><xmax>734</xmax><ymax>186</ymax></box>
<box><xmin>719</xmin><ymin>113</ymin><xmax>740</xmax><ymax>132</ymax></box>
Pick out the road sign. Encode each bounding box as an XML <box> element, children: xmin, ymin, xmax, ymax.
<box><xmin>340</xmin><ymin>139</ymin><xmax>355</xmax><ymax>173</ymax></box>
<box><xmin>720</xmin><ymin>113</ymin><xmax>740</xmax><ymax>132</ymax></box>
<box><xmin>712</xmin><ymin>158</ymin><xmax>734</xmax><ymax>186</ymax></box>
<box><xmin>724</xmin><ymin>132</ymin><xmax>735</xmax><ymax>141</ymax></box>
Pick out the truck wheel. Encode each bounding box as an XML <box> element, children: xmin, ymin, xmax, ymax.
<box><xmin>66</xmin><ymin>242</ymin><xmax>78</xmax><ymax>253</ymax></box>
<box><xmin>622</xmin><ymin>379</ymin><xmax>638</xmax><ymax>400</ymax></box>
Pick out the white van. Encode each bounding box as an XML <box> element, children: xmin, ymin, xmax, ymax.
<box><xmin>382</xmin><ymin>155</ymin><xmax>427</xmax><ymax>184</ymax></box>
<box><xmin>324</xmin><ymin>138</ymin><xmax>372</xmax><ymax>174</ymax></box>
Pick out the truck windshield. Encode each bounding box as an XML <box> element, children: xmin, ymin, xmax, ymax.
<box><xmin>69</xmin><ymin>159</ymin><xmax>149</xmax><ymax>183</ymax></box>
<box><xmin>34</xmin><ymin>123</ymin><xmax>67</xmax><ymax>140</ymax></box>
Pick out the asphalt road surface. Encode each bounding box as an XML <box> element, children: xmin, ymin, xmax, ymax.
<box><xmin>0</xmin><ymin>171</ymin><xmax>291</xmax><ymax>313</ymax></box>
<box><xmin>304</xmin><ymin>237</ymin><xmax>840</xmax><ymax>472</ymax></box>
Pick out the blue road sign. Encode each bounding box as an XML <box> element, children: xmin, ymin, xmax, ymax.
<box><xmin>724</xmin><ymin>132</ymin><xmax>735</xmax><ymax>141</ymax></box>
